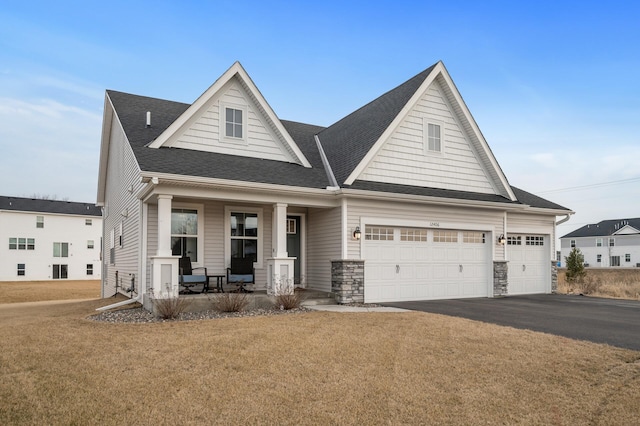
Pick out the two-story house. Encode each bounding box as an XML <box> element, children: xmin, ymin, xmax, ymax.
<box><xmin>0</xmin><ymin>196</ymin><xmax>103</xmax><ymax>281</ymax></box>
<box><xmin>560</xmin><ymin>218</ymin><xmax>640</xmax><ymax>267</ymax></box>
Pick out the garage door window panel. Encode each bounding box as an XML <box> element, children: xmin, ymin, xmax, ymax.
<box><xmin>400</xmin><ymin>228</ymin><xmax>427</xmax><ymax>242</ymax></box>
<box><xmin>365</xmin><ymin>227</ymin><xmax>394</xmax><ymax>241</ymax></box>
<box><xmin>433</xmin><ymin>230</ymin><xmax>458</xmax><ymax>243</ymax></box>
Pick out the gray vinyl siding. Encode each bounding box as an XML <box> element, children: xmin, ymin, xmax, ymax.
<box><xmin>360</xmin><ymin>79</ymin><xmax>495</xmax><ymax>194</ymax></box>
<box><xmin>346</xmin><ymin>199</ymin><xmax>505</xmax><ymax>260</ymax></box>
<box><xmin>307</xmin><ymin>207</ymin><xmax>342</xmax><ymax>291</ymax></box>
<box><xmin>172</xmin><ymin>78</ymin><xmax>296</xmax><ymax>163</ymax></box>
<box><xmin>102</xmin><ymin>117</ymin><xmax>144</xmax><ymax>297</ymax></box>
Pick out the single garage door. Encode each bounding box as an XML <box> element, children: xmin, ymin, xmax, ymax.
<box><xmin>506</xmin><ymin>234</ymin><xmax>549</xmax><ymax>295</ymax></box>
<box><xmin>364</xmin><ymin>226</ymin><xmax>489</xmax><ymax>303</ymax></box>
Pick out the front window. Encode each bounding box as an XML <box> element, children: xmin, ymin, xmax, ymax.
<box><xmin>88</xmin><ymin>240</ymin><xmax>94</xmax><ymax>249</ymax></box>
<box><xmin>230</xmin><ymin>212</ymin><xmax>258</xmax><ymax>263</ymax></box>
<box><xmin>86</xmin><ymin>219</ymin><xmax>92</xmax><ymax>226</ymax></box>
<box><xmin>17</xmin><ymin>264</ymin><xmax>25</xmax><ymax>276</ymax></box>
<box><xmin>570</xmin><ymin>240</ymin><xmax>576</xmax><ymax>248</ymax></box>
<box><xmin>609</xmin><ymin>238</ymin><xmax>615</xmax><ymax>247</ymax></box>
<box><xmin>597</xmin><ymin>254</ymin><xmax>602</xmax><ymax>263</ymax></box>
<box><xmin>625</xmin><ymin>254</ymin><xmax>631</xmax><ymax>263</ymax></box>
<box><xmin>53</xmin><ymin>264</ymin><xmax>68</xmax><ymax>279</ymax></box>
<box><xmin>36</xmin><ymin>216</ymin><xmax>44</xmax><ymax>228</ymax></box>
<box><xmin>225</xmin><ymin>107</ymin><xmax>243</xmax><ymax>139</ymax></box>
<box><xmin>53</xmin><ymin>242</ymin><xmax>69</xmax><ymax>257</ymax></box>
<box><xmin>596</xmin><ymin>238</ymin><xmax>602</xmax><ymax>247</ymax></box>
<box><xmin>171</xmin><ymin>208</ymin><xmax>199</xmax><ymax>262</ymax></box>
<box><xmin>87</xmin><ymin>264</ymin><xmax>93</xmax><ymax>275</ymax></box>
<box><xmin>426</xmin><ymin>122</ymin><xmax>441</xmax><ymax>152</ymax></box>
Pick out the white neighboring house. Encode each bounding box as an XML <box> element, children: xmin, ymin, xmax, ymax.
<box><xmin>560</xmin><ymin>218</ymin><xmax>640</xmax><ymax>268</ymax></box>
<box><xmin>97</xmin><ymin>61</ymin><xmax>573</xmax><ymax>307</ymax></box>
<box><xmin>0</xmin><ymin>196</ymin><xmax>103</xmax><ymax>281</ymax></box>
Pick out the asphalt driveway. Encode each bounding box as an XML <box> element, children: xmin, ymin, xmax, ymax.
<box><xmin>384</xmin><ymin>294</ymin><xmax>640</xmax><ymax>351</ymax></box>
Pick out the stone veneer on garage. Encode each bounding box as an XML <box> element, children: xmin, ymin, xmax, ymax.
<box><xmin>331</xmin><ymin>260</ymin><xmax>365</xmax><ymax>304</ymax></box>
<box><xmin>493</xmin><ymin>260</ymin><xmax>509</xmax><ymax>296</ymax></box>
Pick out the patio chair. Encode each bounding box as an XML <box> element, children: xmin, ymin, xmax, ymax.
<box><xmin>226</xmin><ymin>257</ymin><xmax>254</xmax><ymax>293</ymax></box>
<box><xmin>179</xmin><ymin>256</ymin><xmax>207</xmax><ymax>294</ymax></box>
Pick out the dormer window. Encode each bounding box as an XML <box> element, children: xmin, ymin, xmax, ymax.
<box><xmin>225</xmin><ymin>107</ymin><xmax>243</xmax><ymax>139</ymax></box>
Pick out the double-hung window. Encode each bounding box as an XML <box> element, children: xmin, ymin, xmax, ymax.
<box><xmin>36</xmin><ymin>216</ymin><xmax>44</xmax><ymax>228</ymax></box>
<box><xmin>17</xmin><ymin>264</ymin><xmax>25</xmax><ymax>276</ymax></box>
<box><xmin>171</xmin><ymin>207</ymin><xmax>200</xmax><ymax>263</ymax></box>
<box><xmin>230</xmin><ymin>212</ymin><xmax>258</xmax><ymax>263</ymax></box>
<box><xmin>424</xmin><ymin>118</ymin><xmax>443</xmax><ymax>153</ymax></box>
<box><xmin>224</xmin><ymin>107</ymin><xmax>245</xmax><ymax>139</ymax></box>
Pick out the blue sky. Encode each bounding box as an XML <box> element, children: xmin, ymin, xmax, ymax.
<box><xmin>0</xmin><ymin>0</ymin><xmax>638</xmax><ymax>238</ymax></box>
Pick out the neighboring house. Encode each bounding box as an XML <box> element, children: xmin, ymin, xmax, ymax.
<box><xmin>0</xmin><ymin>196</ymin><xmax>102</xmax><ymax>281</ymax></box>
<box><xmin>560</xmin><ymin>218</ymin><xmax>640</xmax><ymax>268</ymax></box>
<box><xmin>96</xmin><ymin>61</ymin><xmax>572</xmax><ymax>307</ymax></box>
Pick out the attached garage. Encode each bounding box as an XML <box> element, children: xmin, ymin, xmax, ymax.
<box><xmin>506</xmin><ymin>234</ymin><xmax>550</xmax><ymax>295</ymax></box>
<box><xmin>363</xmin><ymin>226</ymin><xmax>491</xmax><ymax>303</ymax></box>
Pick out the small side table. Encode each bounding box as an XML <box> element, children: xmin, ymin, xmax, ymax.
<box><xmin>206</xmin><ymin>274</ymin><xmax>225</xmax><ymax>293</ymax></box>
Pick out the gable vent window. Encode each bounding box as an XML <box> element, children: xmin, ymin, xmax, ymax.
<box><xmin>225</xmin><ymin>107</ymin><xmax>243</xmax><ymax>139</ymax></box>
<box><xmin>423</xmin><ymin>119</ymin><xmax>443</xmax><ymax>153</ymax></box>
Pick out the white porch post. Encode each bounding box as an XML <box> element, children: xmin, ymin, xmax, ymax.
<box><xmin>267</xmin><ymin>203</ymin><xmax>295</xmax><ymax>295</ymax></box>
<box><xmin>150</xmin><ymin>195</ymin><xmax>179</xmax><ymax>299</ymax></box>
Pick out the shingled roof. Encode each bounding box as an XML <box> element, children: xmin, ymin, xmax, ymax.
<box><xmin>561</xmin><ymin>218</ymin><xmax>640</xmax><ymax>238</ymax></box>
<box><xmin>0</xmin><ymin>196</ymin><xmax>101</xmax><ymax>216</ymax></box>
<box><xmin>104</xmin><ymin>64</ymin><xmax>571</xmax><ymax>213</ymax></box>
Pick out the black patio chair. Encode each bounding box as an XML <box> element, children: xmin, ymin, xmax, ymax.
<box><xmin>178</xmin><ymin>256</ymin><xmax>208</xmax><ymax>294</ymax></box>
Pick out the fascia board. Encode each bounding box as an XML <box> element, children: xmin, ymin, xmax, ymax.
<box><xmin>138</xmin><ymin>172</ymin><xmax>339</xmax><ymax>204</ymax></box>
<box><xmin>96</xmin><ymin>94</ymin><xmax>115</xmax><ymax>205</ymax></box>
<box><xmin>343</xmin><ymin>63</ymin><xmax>442</xmax><ymax>186</ymax></box>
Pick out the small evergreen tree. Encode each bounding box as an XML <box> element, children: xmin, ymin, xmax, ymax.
<box><xmin>565</xmin><ymin>247</ymin><xmax>586</xmax><ymax>283</ymax></box>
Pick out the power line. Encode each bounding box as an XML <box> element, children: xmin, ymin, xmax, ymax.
<box><xmin>537</xmin><ymin>177</ymin><xmax>640</xmax><ymax>194</ymax></box>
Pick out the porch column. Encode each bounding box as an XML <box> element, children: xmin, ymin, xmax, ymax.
<box><xmin>157</xmin><ymin>194</ymin><xmax>173</xmax><ymax>256</ymax></box>
<box><xmin>267</xmin><ymin>203</ymin><xmax>295</xmax><ymax>295</ymax></box>
<box><xmin>149</xmin><ymin>195</ymin><xmax>179</xmax><ymax>301</ymax></box>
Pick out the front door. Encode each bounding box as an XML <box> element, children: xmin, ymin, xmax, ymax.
<box><xmin>286</xmin><ymin>216</ymin><xmax>301</xmax><ymax>284</ymax></box>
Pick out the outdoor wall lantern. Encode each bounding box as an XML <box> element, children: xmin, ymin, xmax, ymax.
<box><xmin>497</xmin><ymin>234</ymin><xmax>506</xmax><ymax>245</ymax></box>
<box><xmin>353</xmin><ymin>226</ymin><xmax>362</xmax><ymax>240</ymax></box>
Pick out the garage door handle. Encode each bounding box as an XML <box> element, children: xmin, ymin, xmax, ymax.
<box><xmin>459</xmin><ymin>264</ymin><xmax>463</xmax><ymax>272</ymax></box>
<box><xmin>396</xmin><ymin>265</ymin><xmax>400</xmax><ymax>273</ymax></box>
<box><xmin>523</xmin><ymin>264</ymin><xmax>526</xmax><ymax>272</ymax></box>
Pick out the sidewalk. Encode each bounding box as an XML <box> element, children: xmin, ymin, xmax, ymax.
<box><xmin>303</xmin><ymin>304</ymin><xmax>409</xmax><ymax>313</ymax></box>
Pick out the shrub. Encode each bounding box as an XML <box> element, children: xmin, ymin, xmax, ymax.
<box><xmin>210</xmin><ymin>292</ymin><xmax>248</xmax><ymax>312</ymax></box>
<box><xmin>274</xmin><ymin>291</ymin><xmax>306</xmax><ymax>310</ymax></box>
<box><xmin>154</xmin><ymin>297</ymin><xmax>191</xmax><ymax>319</ymax></box>
<box><xmin>565</xmin><ymin>247</ymin><xmax>586</xmax><ymax>283</ymax></box>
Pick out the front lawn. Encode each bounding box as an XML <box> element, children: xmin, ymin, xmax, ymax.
<box><xmin>0</xmin><ymin>298</ymin><xmax>638</xmax><ymax>425</ymax></box>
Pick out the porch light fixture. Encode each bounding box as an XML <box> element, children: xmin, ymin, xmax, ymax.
<box><xmin>497</xmin><ymin>234</ymin><xmax>506</xmax><ymax>245</ymax></box>
<box><xmin>353</xmin><ymin>226</ymin><xmax>361</xmax><ymax>240</ymax></box>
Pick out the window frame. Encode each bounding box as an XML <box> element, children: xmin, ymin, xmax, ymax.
<box><xmin>570</xmin><ymin>239</ymin><xmax>576</xmax><ymax>248</ymax></box>
<box><xmin>171</xmin><ymin>203</ymin><xmax>204</xmax><ymax>266</ymax></box>
<box><xmin>597</xmin><ymin>254</ymin><xmax>602</xmax><ymax>263</ymax></box>
<box><xmin>87</xmin><ymin>240</ymin><xmax>94</xmax><ymax>249</ymax></box>
<box><xmin>220</xmin><ymin>102</ymin><xmax>247</xmax><ymax>143</ymax></box>
<box><xmin>224</xmin><ymin>206</ymin><xmax>263</xmax><ymax>269</ymax></box>
<box><xmin>85</xmin><ymin>219</ymin><xmax>92</xmax><ymax>226</ymax></box>
<box><xmin>86</xmin><ymin>264</ymin><xmax>94</xmax><ymax>275</ymax></box>
<box><xmin>625</xmin><ymin>254</ymin><xmax>631</xmax><ymax>263</ymax></box>
<box><xmin>36</xmin><ymin>216</ymin><xmax>44</xmax><ymax>228</ymax></box>
<box><xmin>609</xmin><ymin>238</ymin><xmax>615</xmax><ymax>247</ymax></box>
<box><xmin>17</xmin><ymin>263</ymin><xmax>25</xmax><ymax>276</ymax></box>
<box><xmin>52</xmin><ymin>264</ymin><xmax>68</xmax><ymax>279</ymax></box>
<box><xmin>53</xmin><ymin>242</ymin><xmax>69</xmax><ymax>258</ymax></box>
<box><xmin>423</xmin><ymin>118</ymin><xmax>444</xmax><ymax>154</ymax></box>
<box><xmin>596</xmin><ymin>238</ymin><xmax>603</xmax><ymax>247</ymax></box>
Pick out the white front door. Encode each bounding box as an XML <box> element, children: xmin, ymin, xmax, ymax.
<box><xmin>507</xmin><ymin>234</ymin><xmax>549</xmax><ymax>295</ymax></box>
<box><xmin>364</xmin><ymin>227</ymin><xmax>489</xmax><ymax>303</ymax></box>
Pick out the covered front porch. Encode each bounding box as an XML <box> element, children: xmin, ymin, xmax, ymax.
<box><xmin>138</xmin><ymin>179</ymin><xmax>342</xmax><ymax>308</ymax></box>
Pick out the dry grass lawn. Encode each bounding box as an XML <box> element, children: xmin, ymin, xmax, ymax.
<box><xmin>0</xmin><ymin>280</ymin><xmax>101</xmax><ymax>304</ymax></box>
<box><xmin>557</xmin><ymin>268</ymin><xmax>640</xmax><ymax>300</ymax></box>
<box><xmin>1</xmin><ymin>297</ymin><xmax>639</xmax><ymax>425</ymax></box>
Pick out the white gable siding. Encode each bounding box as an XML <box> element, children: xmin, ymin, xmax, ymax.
<box><xmin>359</xmin><ymin>80</ymin><xmax>496</xmax><ymax>194</ymax></box>
<box><xmin>506</xmin><ymin>213</ymin><xmax>556</xmax><ymax>258</ymax></box>
<box><xmin>102</xmin><ymin>117</ymin><xmax>144</xmax><ymax>297</ymax></box>
<box><xmin>171</xmin><ymin>78</ymin><xmax>296</xmax><ymax>163</ymax></box>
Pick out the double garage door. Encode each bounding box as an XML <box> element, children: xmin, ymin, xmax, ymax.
<box><xmin>364</xmin><ymin>226</ymin><xmax>490</xmax><ymax>303</ymax></box>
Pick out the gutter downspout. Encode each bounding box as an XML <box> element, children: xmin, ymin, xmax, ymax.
<box><xmin>95</xmin><ymin>296</ymin><xmax>140</xmax><ymax>311</ymax></box>
<box><xmin>555</xmin><ymin>213</ymin><xmax>572</xmax><ymax>225</ymax></box>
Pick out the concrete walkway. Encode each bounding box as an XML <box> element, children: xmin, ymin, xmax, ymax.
<box><xmin>304</xmin><ymin>304</ymin><xmax>409</xmax><ymax>313</ymax></box>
